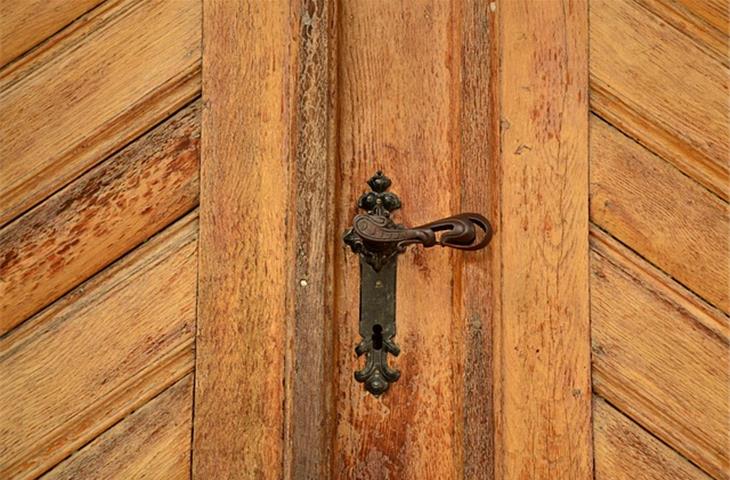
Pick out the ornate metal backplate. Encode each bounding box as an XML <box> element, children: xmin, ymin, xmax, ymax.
<box><xmin>343</xmin><ymin>171</ymin><xmax>493</xmax><ymax>395</ymax></box>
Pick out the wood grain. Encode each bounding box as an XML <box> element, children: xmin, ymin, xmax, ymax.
<box><xmin>286</xmin><ymin>1</ymin><xmax>337</xmax><ymax>478</ymax></box>
<box><xmin>591</xmin><ymin>115</ymin><xmax>729</xmax><ymax>313</ymax></box>
<box><xmin>498</xmin><ymin>1</ymin><xmax>592</xmax><ymax>478</ymax></box>
<box><xmin>0</xmin><ymin>100</ymin><xmax>200</xmax><ymax>334</ymax></box>
<box><xmin>0</xmin><ymin>0</ymin><xmax>103</xmax><ymax>68</ymax></box>
<box><xmin>44</xmin><ymin>375</ymin><xmax>193</xmax><ymax>480</ymax></box>
<box><xmin>334</xmin><ymin>2</ymin><xmax>463</xmax><ymax>477</ymax></box>
<box><xmin>591</xmin><ymin>227</ymin><xmax>730</xmax><ymax>479</ymax></box>
<box><xmin>0</xmin><ymin>213</ymin><xmax>197</xmax><ymax>479</ymax></box>
<box><xmin>633</xmin><ymin>0</ymin><xmax>729</xmax><ymax>66</ymax></box>
<box><xmin>590</xmin><ymin>0</ymin><xmax>729</xmax><ymax>200</ymax></box>
<box><xmin>0</xmin><ymin>0</ymin><xmax>201</xmax><ymax>227</ymax></box>
<box><xmin>593</xmin><ymin>396</ymin><xmax>712</xmax><ymax>480</ymax></box>
<box><xmin>193</xmin><ymin>2</ymin><xmax>293</xmax><ymax>478</ymax></box>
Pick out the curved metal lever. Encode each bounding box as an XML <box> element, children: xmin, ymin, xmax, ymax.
<box><xmin>343</xmin><ymin>171</ymin><xmax>494</xmax><ymax>395</ymax></box>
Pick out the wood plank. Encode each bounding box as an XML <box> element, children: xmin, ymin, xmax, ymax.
<box><xmin>633</xmin><ymin>0</ymin><xmax>729</xmax><ymax>66</ymax></box>
<box><xmin>0</xmin><ymin>100</ymin><xmax>200</xmax><ymax>334</ymax></box>
<box><xmin>193</xmin><ymin>2</ymin><xmax>293</xmax><ymax>478</ymax></box>
<box><xmin>591</xmin><ymin>115</ymin><xmax>729</xmax><ymax>312</ymax></box>
<box><xmin>457</xmin><ymin>1</ymin><xmax>500</xmax><ymax>478</ymax></box>
<box><xmin>0</xmin><ymin>0</ymin><xmax>103</xmax><ymax>68</ymax></box>
<box><xmin>44</xmin><ymin>375</ymin><xmax>193</xmax><ymax>480</ymax></box>
<box><xmin>0</xmin><ymin>0</ymin><xmax>201</xmax><ymax>227</ymax></box>
<box><xmin>591</xmin><ymin>227</ymin><xmax>730</xmax><ymax>479</ymax></box>
<box><xmin>593</xmin><ymin>396</ymin><xmax>712</xmax><ymax>480</ymax></box>
<box><xmin>334</xmin><ymin>2</ymin><xmax>463</xmax><ymax>478</ymax></box>
<box><xmin>0</xmin><ymin>213</ymin><xmax>197</xmax><ymax>480</ymax></box>
<box><xmin>286</xmin><ymin>1</ymin><xmax>336</xmax><ymax>478</ymax></box>
<box><xmin>498</xmin><ymin>1</ymin><xmax>592</xmax><ymax>478</ymax></box>
<box><xmin>590</xmin><ymin>0</ymin><xmax>729</xmax><ymax>200</ymax></box>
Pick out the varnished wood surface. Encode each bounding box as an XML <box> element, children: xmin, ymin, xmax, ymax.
<box><xmin>590</xmin><ymin>0</ymin><xmax>729</xmax><ymax>200</ymax></box>
<box><xmin>193</xmin><ymin>2</ymin><xmax>292</xmax><ymax>478</ymax></box>
<box><xmin>591</xmin><ymin>115</ymin><xmax>729</xmax><ymax>313</ymax></box>
<box><xmin>0</xmin><ymin>0</ymin><xmax>103</xmax><ymax>68</ymax></box>
<box><xmin>44</xmin><ymin>375</ymin><xmax>193</xmax><ymax>480</ymax></box>
<box><xmin>0</xmin><ymin>101</ymin><xmax>200</xmax><ymax>334</ymax></box>
<box><xmin>497</xmin><ymin>1</ymin><xmax>592</xmax><ymax>478</ymax></box>
<box><xmin>594</xmin><ymin>397</ymin><xmax>713</xmax><ymax>480</ymax></box>
<box><xmin>591</xmin><ymin>227</ymin><xmax>729</xmax><ymax>479</ymax></box>
<box><xmin>0</xmin><ymin>0</ymin><xmax>201</xmax><ymax>227</ymax></box>
<box><xmin>0</xmin><ymin>213</ymin><xmax>197</xmax><ymax>479</ymax></box>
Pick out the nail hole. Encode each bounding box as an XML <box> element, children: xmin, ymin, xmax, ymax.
<box><xmin>372</xmin><ymin>324</ymin><xmax>383</xmax><ymax>350</ymax></box>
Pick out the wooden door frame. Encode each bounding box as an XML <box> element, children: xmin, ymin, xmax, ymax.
<box><xmin>192</xmin><ymin>0</ymin><xmax>591</xmax><ymax>478</ymax></box>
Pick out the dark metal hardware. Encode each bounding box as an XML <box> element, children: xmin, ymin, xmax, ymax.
<box><xmin>343</xmin><ymin>171</ymin><xmax>493</xmax><ymax>395</ymax></box>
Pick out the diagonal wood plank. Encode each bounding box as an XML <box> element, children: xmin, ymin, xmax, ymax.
<box><xmin>44</xmin><ymin>375</ymin><xmax>194</xmax><ymax>480</ymax></box>
<box><xmin>0</xmin><ymin>100</ymin><xmax>200</xmax><ymax>334</ymax></box>
<box><xmin>591</xmin><ymin>115</ymin><xmax>729</xmax><ymax>313</ymax></box>
<box><xmin>0</xmin><ymin>212</ymin><xmax>197</xmax><ymax>480</ymax></box>
<box><xmin>0</xmin><ymin>0</ymin><xmax>201</xmax><ymax>227</ymax></box>
<box><xmin>594</xmin><ymin>396</ymin><xmax>712</xmax><ymax>480</ymax></box>
<box><xmin>0</xmin><ymin>0</ymin><xmax>104</xmax><ymax>68</ymax></box>
<box><xmin>591</xmin><ymin>227</ymin><xmax>729</xmax><ymax>479</ymax></box>
<box><xmin>590</xmin><ymin>0</ymin><xmax>729</xmax><ymax>200</ymax></box>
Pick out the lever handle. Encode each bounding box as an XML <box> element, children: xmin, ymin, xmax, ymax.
<box><xmin>343</xmin><ymin>171</ymin><xmax>493</xmax><ymax>395</ymax></box>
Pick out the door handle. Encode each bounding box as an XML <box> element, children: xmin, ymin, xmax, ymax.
<box><xmin>343</xmin><ymin>171</ymin><xmax>493</xmax><ymax>395</ymax></box>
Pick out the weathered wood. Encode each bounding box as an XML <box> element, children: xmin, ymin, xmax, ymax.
<box><xmin>0</xmin><ymin>0</ymin><xmax>103</xmax><ymax>68</ymax></box>
<box><xmin>334</xmin><ymin>2</ymin><xmax>463</xmax><ymax>477</ymax></box>
<box><xmin>193</xmin><ymin>2</ymin><xmax>293</xmax><ymax>478</ymax></box>
<box><xmin>0</xmin><ymin>0</ymin><xmax>201</xmax><ymax>226</ymax></box>
<box><xmin>44</xmin><ymin>375</ymin><xmax>194</xmax><ymax>480</ymax></box>
<box><xmin>286</xmin><ymin>1</ymin><xmax>337</xmax><ymax>478</ymax></box>
<box><xmin>591</xmin><ymin>115</ymin><xmax>729</xmax><ymax>313</ymax></box>
<box><xmin>0</xmin><ymin>213</ymin><xmax>197</xmax><ymax>479</ymax></box>
<box><xmin>591</xmin><ymin>227</ymin><xmax>729</xmax><ymax>479</ymax></box>
<box><xmin>0</xmin><ymin>101</ymin><xmax>200</xmax><ymax>334</ymax></box>
<box><xmin>590</xmin><ymin>0</ymin><xmax>729</xmax><ymax>200</ymax></box>
<box><xmin>593</xmin><ymin>396</ymin><xmax>712</xmax><ymax>480</ymax></box>
<box><xmin>498</xmin><ymin>1</ymin><xmax>592</xmax><ymax>478</ymax></box>
<box><xmin>458</xmin><ymin>1</ymin><xmax>500</xmax><ymax>477</ymax></box>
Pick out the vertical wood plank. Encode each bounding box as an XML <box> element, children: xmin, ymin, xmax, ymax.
<box><xmin>286</xmin><ymin>0</ymin><xmax>337</xmax><ymax>478</ymax></box>
<box><xmin>497</xmin><ymin>1</ymin><xmax>592</xmax><ymax>478</ymax></box>
<box><xmin>194</xmin><ymin>1</ymin><xmax>294</xmax><ymax>478</ymax></box>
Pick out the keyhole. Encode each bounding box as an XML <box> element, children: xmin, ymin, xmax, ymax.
<box><xmin>372</xmin><ymin>324</ymin><xmax>383</xmax><ymax>350</ymax></box>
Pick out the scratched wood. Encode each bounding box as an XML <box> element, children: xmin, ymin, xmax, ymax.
<box><xmin>591</xmin><ymin>115</ymin><xmax>729</xmax><ymax>313</ymax></box>
<box><xmin>498</xmin><ymin>1</ymin><xmax>592</xmax><ymax>478</ymax></box>
<box><xmin>593</xmin><ymin>397</ymin><xmax>712</xmax><ymax>480</ymax></box>
<box><xmin>0</xmin><ymin>213</ymin><xmax>197</xmax><ymax>479</ymax></box>
<box><xmin>590</xmin><ymin>0</ymin><xmax>729</xmax><ymax>200</ymax></box>
<box><xmin>0</xmin><ymin>0</ymin><xmax>201</xmax><ymax>226</ymax></box>
<box><xmin>591</xmin><ymin>227</ymin><xmax>729</xmax><ymax>479</ymax></box>
<box><xmin>193</xmin><ymin>1</ymin><xmax>294</xmax><ymax>478</ymax></box>
<box><xmin>0</xmin><ymin>0</ymin><xmax>103</xmax><ymax>68</ymax></box>
<box><xmin>44</xmin><ymin>375</ymin><xmax>193</xmax><ymax>480</ymax></box>
<box><xmin>0</xmin><ymin>100</ymin><xmax>200</xmax><ymax>334</ymax></box>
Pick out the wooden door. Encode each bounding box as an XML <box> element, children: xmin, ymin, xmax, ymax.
<box><xmin>1</xmin><ymin>1</ymin><xmax>727</xmax><ymax>480</ymax></box>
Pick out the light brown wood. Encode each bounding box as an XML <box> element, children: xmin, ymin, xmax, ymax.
<box><xmin>591</xmin><ymin>115</ymin><xmax>729</xmax><ymax>313</ymax></box>
<box><xmin>591</xmin><ymin>227</ymin><xmax>729</xmax><ymax>479</ymax></box>
<box><xmin>334</xmin><ymin>2</ymin><xmax>465</xmax><ymax>477</ymax></box>
<box><xmin>0</xmin><ymin>0</ymin><xmax>103</xmax><ymax>68</ymax></box>
<box><xmin>0</xmin><ymin>101</ymin><xmax>200</xmax><ymax>334</ymax></box>
<box><xmin>590</xmin><ymin>0</ymin><xmax>729</xmax><ymax>200</ymax></box>
<box><xmin>633</xmin><ymin>0</ymin><xmax>729</xmax><ymax>66</ymax></box>
<box><xmin>497</xmin><ymin>1</ymin><xmax>592</xmax><ymax>478</ymax></box>
<box><xmin>45</xmin><ymin>375</ymin><xmax>194</xmax><ymax>480</ymax></box>
<box><xmin>0</xmin><ymin>213</ymin><xmax>197</xmax><ymax>479</ymax></box>
<box><xmin>0</xmin><ymin>0</ymin><xmax>201</xmax><ymax>226</ymax></box>
<box><xmin>593</xmin><ymin>396</ymin><xmax>713</xmax><ymax>480</ymax></box>
<box><xmin>193</xmin><ymin>1</ymin><xmax>293</xmax><ymax>478</ymax></box>
<box><xmin>285</xmin><ymin>1</ymin><xmax>337</xmax><ymax>478</ymax></box>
